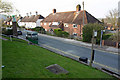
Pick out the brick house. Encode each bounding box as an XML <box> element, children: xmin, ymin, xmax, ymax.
<box><xmin>41</xmin><ymin>4</ymin><xmax>101</xmax><ymax>37</ymax></box>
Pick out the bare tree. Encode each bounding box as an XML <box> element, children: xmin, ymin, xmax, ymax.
<box><xmin>106</xmin><ymin>8</ymin><xmax>118</xmax><ymax>29</ymax></box>
<box><xmin>0</xmin><ymin>0</ymin><xmax>13</xmax><ymax>13</ymax></box>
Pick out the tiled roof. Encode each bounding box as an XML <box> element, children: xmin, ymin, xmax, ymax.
<box><xmin>6</xmin><ymin>16</ymin><xmax>22</xmax><ymax>22</ymax></box>
<box><xmin>41</xmin><ymin>10</ymin><xmax>101</xmax><ymax>25</ymax></box>
<box><xmin>21</xmin><ymin>15</ymin><xmax>44</xmax><ymax>22</ymax></box>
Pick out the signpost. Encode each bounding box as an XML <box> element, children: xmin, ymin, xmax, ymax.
<box><xmin>89</xmin><ymin>30</ymin><xmax>97</xmax><ymax>66</ymax></box>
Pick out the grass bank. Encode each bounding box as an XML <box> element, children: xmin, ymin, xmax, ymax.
<box><xmin>2</xmin><ymin>38</ymin><xmax>116</xmax><ymax>78</ymax></box>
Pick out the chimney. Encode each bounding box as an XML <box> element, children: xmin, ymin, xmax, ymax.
<box><xmin>53</xmin><ymin>9</ymin><xmax>56</xmax><ymax>14</ymax></box>
<box><xmin>30</xmin><ymin>12</ymin><xmax>32</xmax><ymax>16</ymax></box>
<box><xmin>26</xmin><ymin>13</ymin><xmax>29</xmax><ymax>16</ymax></box>
<box><xmin>19</xmin><ymin>14</ymin><xmax>21</xmax><ymax>18</ymax></box>
<box><xmin>36</xmin><ymin>11</ymin><xmax>38</xmax><ymax>15</ymax></box>
<box><xmin>76</xmin><ymin>4</ymin><xmax>81</xmax><ymax>12</ymax></box>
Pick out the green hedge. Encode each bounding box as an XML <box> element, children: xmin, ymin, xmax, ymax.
<box><xmin>2</xmin><ymin>28</ymin><xmax>13</xmax><ymax>35</ymax></box>
<box><xmin>82</xmin><ymin>23</ymin><xmax>104</xmax><ymax>43</ymax></box>
<box><xmin>31</xmin><ymin>27</ymin><xmax>46</xmax><ymax>34</ymax></box>
<box><xmin>102</xmin><ymin>33</ymin><xmax>113</xmax><ymax>40</ymax></box>
<box><xmin>54</xmin><ymin>29</ymin><xmax>69</xmax><ymax>37</ymax></box>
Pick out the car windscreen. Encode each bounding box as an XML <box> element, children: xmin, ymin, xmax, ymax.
<box><xmin>32</xmin><ymin>33</ymin><xmax>37</xmax><ymax>35</ymax></box>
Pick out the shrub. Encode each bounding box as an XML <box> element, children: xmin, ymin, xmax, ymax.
<box><xmin>102</xmin><ymin>33</ymin><xmax>113</xmax><ymax>40</ymax></box>
<box><xmin>54</xmin><ymin>29</ymin><xmax>69</xmax><ymax>37</ymax></box>
<box><xmin>31</xmin><ymin>27</ymin><xmax>46</xmax><ymax>34</ymax></box>
<box><xmin>62</xmin><ymin>31</ymin><xmax>69</xmax><ymax>38</ymax></box>
<box><xmin>82</xmin><ymin>23</ymin><xmax>104</xmax><ymax>43</ymax></box>
<box><xmin>2</xmin><ymin>28</ymin><xmax>13</xmax><ymax>35</ymax></box>
<box><xmin>54</xmin><ymin>29</ymin><xmax>63</xmax><ymax>37</ymax></box>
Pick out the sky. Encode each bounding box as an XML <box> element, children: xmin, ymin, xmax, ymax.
<box><xmin>3</xmin><ymin>0</ymin><xmax>120</xmax><ymax>18</ymax></box>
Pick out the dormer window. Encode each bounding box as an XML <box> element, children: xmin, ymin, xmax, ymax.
<box><xmin>73</xmin><ymin>24</ymin><xmax>77</xmax><ymax>28</ymax></box>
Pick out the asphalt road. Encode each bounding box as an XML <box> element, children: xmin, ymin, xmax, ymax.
<box><xmin>21</xmin><ymin>31</ymin><xmax>120</xmax><ymax>74</ymax></box>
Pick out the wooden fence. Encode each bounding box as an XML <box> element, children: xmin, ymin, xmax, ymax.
<box><xmin>102</xmin><ymin>40</ymin><xmax>120</xmax><ymax>48</ymax></box>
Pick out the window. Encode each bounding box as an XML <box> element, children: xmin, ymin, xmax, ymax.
<box><xmin>44</xmin><ymin>23</ymin><xmax>47</xmax><ymax>25</ymax></box>
<box><xmin>41</xmin><ymin>23</ymin><xmax>42</xmax><ymax>25</ymax></box>
<box><xmin>64</xmin><ymin>23</ymin><xmax>68</xmax><ymax>27</ymax></box>
<box><xmin>52</xmin><ymin>22</ymin><xmax>59</xmax><ymax>25</ymax></box>
<box><xmin>73</xmin><ymin>24</ymin><xmax>77</xmax><ymax>28</ymax></box>
<box><xmin>49</xmin><ymin>23</ymin><xmax>51</xmax><ymax>25</ymax></box>
<box><xmin>73</xmin><ymin>33</ymin><xmax>77</xmax><ymax>36</ymax></box>
<box><xmin>45</xmin><ymin>29</ymin><xmax>47</xmax><ymax>31</ymax></box>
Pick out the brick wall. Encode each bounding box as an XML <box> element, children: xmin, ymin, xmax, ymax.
<box><xmin>41</xmin><ymin>22</ymin><xmax>83</xmax><ymax>37</ymax></box>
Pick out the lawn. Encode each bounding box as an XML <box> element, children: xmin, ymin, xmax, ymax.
<box><xmin>2</xmin><ymin>38</ymin><xmax>116</xmax><ymax>78</ymax></box>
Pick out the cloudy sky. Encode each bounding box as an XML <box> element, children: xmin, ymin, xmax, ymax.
<box><xmin>3</xmin><ymin>0</ymin><xmax>120</xmax><ymax>18</ymax></box>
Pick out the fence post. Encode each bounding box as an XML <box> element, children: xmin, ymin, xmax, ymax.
<box><xmin>116</xmin><ymin>42</ymin><xmax>119</xmax><ymax>48</ymax></box>
<box><xmin>10</xmin><ymin>35</ymin><xmax>12</xmax><ymax>41</ymax></box>
<box><xmin>102</xmin><ymin>40</ymin><xmax>104</xmax><ymax>46</ymax></box>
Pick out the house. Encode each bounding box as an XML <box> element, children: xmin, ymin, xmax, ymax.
<box><xmin>20</xmin><ymin>12</ymin><xmax>44</xmax><ymax>28</ymax></box>
<box><xmin>4</xmin><ymin>15</ymin><xmax>23</xmax><ymax>26</ymax></box>
<box><xmin>41</xmin><ymin>4</ymin><xmax>101</xmax><ymax>37</ymax></box>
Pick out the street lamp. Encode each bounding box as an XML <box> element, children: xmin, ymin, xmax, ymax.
<box><xmin>12</xmin><ymin>15</ymin><xmax>18</xmax><ymax>36</ymax></box>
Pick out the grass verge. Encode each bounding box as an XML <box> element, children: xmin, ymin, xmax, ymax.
<box><xmin>2</xmin><ymin>38</ymin><xmax>116</xmax><ymax>79</ymax></box>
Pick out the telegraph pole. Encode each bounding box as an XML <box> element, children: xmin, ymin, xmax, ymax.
<box><xmin>89</xmin><ymin>30</ymin><xmax>97</xmax><ymax>66</ymax></box>
<box><xmin>82</xmin><ymin>1</ymin><xmax>84</xmax><ymax>26</ymax></box>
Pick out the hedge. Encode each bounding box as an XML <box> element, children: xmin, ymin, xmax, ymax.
<box><xmin>82</xmin><ymin>23</ymin><xmax>104</xmax><ymax>43</ymax></box>
<box><xmin>54</xmin><ymin>29</ymin><xmax>69</xmax><ymax>37</ymax></box>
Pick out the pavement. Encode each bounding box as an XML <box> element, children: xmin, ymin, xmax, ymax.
<box><xmin>38</xmin><ymin>33</ymin><xmax>120</xmax><ymax>54</ymax></box>
<box><xmin>0</xmin><ymin>36</ymin><xmax>8</xmax><ymax>41</ymax></box>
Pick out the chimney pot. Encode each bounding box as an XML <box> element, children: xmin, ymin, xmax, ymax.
<box><xmin>36</xmin><ymin>11</ymin><xmax>38</xmax><ymax>15</ymax></box>
<box><xmin>76</xmin><ymin>4</ymin><xmax>81</xmax><ymax>12</ymax></box>
<box><xmin>30</xmin><ymin>12</ymin><xmax>32</xmax><ymax>16</ymax></box>
<box><xmin>26</xmin><ymin>13</ymin><xmax>29</xmax><ymax>16</ymax></box>
<box><xmin>53</xmin><ymin>9</ymin><xmax>56</xmax><ymax>14</ymax></box>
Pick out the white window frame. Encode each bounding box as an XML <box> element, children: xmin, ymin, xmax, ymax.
<box><xmin>73</xmin><ymin>33</ymin><xmax>77</xmax><ymax>36</ymax></box>
<box><xmin>49</xmin><ymin>23</ymin><xmax>51</xmax><ymax>25</ymax></box>
<box><xmin>73</xmin><ymin>24</ymin><xmax>77</xmax><ymax>28</ymax></box>
<box><xmin>64</xmin><ymin>23</ymin><xmax>68</xmax><ymax>27</ymax></box>
<box><xmin>44</xmin><ymin>23</ymin><xmax>47</xmax><ymax>25</ymax></box>
<box><xmin>52</xmin><ymin>22</ymin><xmax>59</xmax><ymax>25</ymax></box>
<box><xmin>41</xmin><ymin>23</ymin><xmax>42</xmax><ymax>25</ymax></box>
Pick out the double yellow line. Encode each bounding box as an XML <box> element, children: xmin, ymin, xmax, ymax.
<box><xmin>41</xmin><ymin>44</ymin><xmax>119</xmax><ymax>73</ymax></box>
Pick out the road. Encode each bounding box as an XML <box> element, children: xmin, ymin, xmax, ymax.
<box><xmin>21</xmin><ymin>30</ymin><xmax>120</xmax><ymax>74</ymax></box>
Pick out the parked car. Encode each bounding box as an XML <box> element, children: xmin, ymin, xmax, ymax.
<box><xmin>17</xmin><ymin>31</ymin><xmax>22</xmax><ymax>35</ymax></box>
<box><xmin>26</xmin><ymin>31</ymin><xmax>38</xmax><ymax>40</ymax></box>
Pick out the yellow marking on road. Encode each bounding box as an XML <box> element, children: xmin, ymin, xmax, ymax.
<box><xmin>41</xmin><ymin>44</ymin><xmax>119</xmax><ymax>73</ymax></box>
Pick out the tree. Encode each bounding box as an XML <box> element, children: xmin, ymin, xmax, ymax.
<box><xmin>109</xmin><ymin>31</ymin><xmax>120</xmax><ymax>42</ymax></box>
<box><xmin>0</xmin><ymin>0</ymin><xmax>13</xmax><ymax>13</ymax></box>
<box><xmin>82</xmin><ymin>23</ymin><xmax>104</xmax><ymax>43</ymax></box>
<box><xmin>106</xmin><ymin>8</ymin><xmax>118</xmax><ymax>29</ymax></box>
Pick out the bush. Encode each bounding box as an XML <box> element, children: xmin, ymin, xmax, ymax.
<box><xmin>54</xmin><ymin>29</ymin><xmax>63</xmax><ymax>37</ymax></box>
<box><xmin>2</xmin><ymin>28</ymin><xmax>13</xmax><ymax>35</ymax></box>
<box><xmin>54</xmin><ymin>29</ymin><xmax>69</xmax><ymax>37</ymax></box>
<box><xmin>62</xmin><ymin>31</ymin><xmax>69</xmax><ymax>38</ymax></box>
<box><xmin>102</xmin><ymin>33</ymin><xmax>113</xmax><ymax>40</ymax></box>
<box><xmin>82</xmin><ymin>23</ymin><xmax>104</xmax><ymax>43</ymax></box>
<box><xmin>31</xmin><ymin>27</ymin><xmax>46</xmax><ymax>34</ymax></box>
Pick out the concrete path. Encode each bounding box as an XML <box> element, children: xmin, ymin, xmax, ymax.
<box><xmin>0</xmin><ymin>36</ymin><xmax>8</xmax><ymax>41</ymax></box>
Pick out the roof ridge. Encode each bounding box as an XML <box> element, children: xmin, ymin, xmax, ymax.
<box><xmin>56</xmin><ymin>11</ymin><xmax>75</xmax><ymax>13</ymax></box>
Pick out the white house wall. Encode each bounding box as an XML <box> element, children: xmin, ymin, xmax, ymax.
<box><xmin>36</xmin><ymin>19</ymin><xmax>43</xmax><ymax>27</ymax></box>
